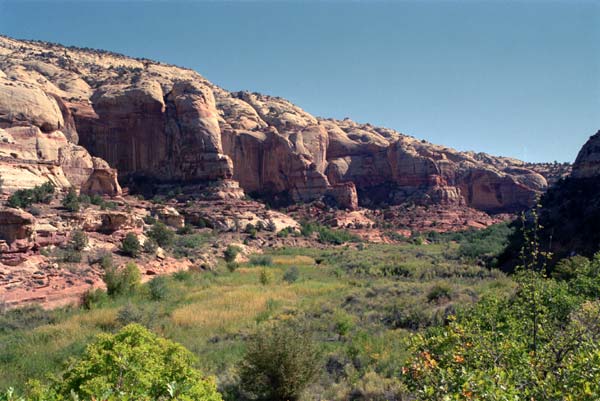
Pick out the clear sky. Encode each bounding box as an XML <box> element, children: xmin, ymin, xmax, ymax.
<box><xmin>1</xmin><ymin>0</ymin><xmax>598</xmax><ymax>163</ymax></box>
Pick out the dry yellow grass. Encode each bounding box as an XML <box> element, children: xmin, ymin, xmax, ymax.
<box><xmin>272</xmin><ymin>255</ymin><xmax>316</xmax><ymax>266</ymax></box>
<box><xmin>171</xmin><ymin>285</ymin><xmax>298</xmax><ymax>330</ymax></box>
<box><xmin>75</xmin><ymin>307</ymin><xmax>118</xmax><ymax>328</ymax></box>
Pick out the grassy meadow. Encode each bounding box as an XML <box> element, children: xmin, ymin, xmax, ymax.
<box><xmin>0</xmin><ymin>235</ymin><xmax>516</xmax><ymax>399</ymax></box>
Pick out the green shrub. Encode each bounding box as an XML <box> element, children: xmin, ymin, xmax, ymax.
<box><xmin>7</xmin><ymin>182</ymin><xmax>54</xmax><ymax>208</ymax></box>
<box><xmin>61</xmin><ymin>187</ymin><xmax>80</xmax><ymax>212</ymax></box>
<box><xmin>283</xmin><ymin>266</ymin><xmax>300</xmax><ymax>283</ymax></box>
<box><xmin>249</xmin><ymin>255</ymin><xmax>273</xmax><ymax>266</ymax></box>
<box><xmin>173</xmin><ymin>269</ymin><xmax>193</xmax><ymax>282</ymax></box>
<box><xmin>147</xmin><ymin>221</ymin><xmax>174</xmax><ymax>248</ymax></box>
<box><xmin>177</xmin><ymin>224</ymin><xmax>193</xmax><ymax>235</ymax></box>
<box><xmin>226</xmin><ymin>261</ymin><xmax>239</xmax><ymax>272</ymax></box>
<box><xmin>60</xmin><ymin>247</ymin><xmax>82</xmax><ymax>263</ymax></box>
<box><xmin>90</xmin><ymin>194</ymin><xmax>104</xmax><ymax>206</ymax></box>
<box><xmin>426</xmin><ymin>284</ymin><xmax>452</xmax><ymax>303</ymax></box>
<box><xmin>103</xmin><ymin>262</ymin><xmax>141</xmax><ymax>297</ymax></box>
<box><xmin>259</xmin><ymin>269</ymin><xmax>273</xmax><ymax>286</ymax></box>
<box><xmin>334</xmin><ymin>311</ymin><xmax>354</xmax><ymax>337</ymax></box>
<box><xmin>47</xmin><ymin>324</ymin><xmax>223</xmax><ymax>400</ymax></box>
<box><xmin>78</xmin><ymin>193</ymin><xmax>91</xmax><ymax>205</ymax></box>
<box><xmin>81</xmin><ymin>288</ymin><xmax>108</xmax><ymax>310</ymax></box>
<box><xmin>143</xmin><ymin>238</ymin><xmax>158</xmax><ymax>254</ymax></box>
<box><xmin>240</xmin><ymin>322</ymin><xmax>320</xmax><ymax>401</ymax></box>
<box><xmin>100</xmin><ymin>252</ymin><xmax>113</xmax><ymax>270</ymax></box>
<box><xmin>116</xmin><ymin>303</ymin><xmax>144</xmax><ymax>325</ymax></box>
<box><xmin>70</xmin><ymin>230</ymin><xmax>88</xmax><ymax>251</ymax></box>
<box><xmin>148</xmin><ymin>276</ymin><xmax>170</xmax><ymax>301</ymax></box>
<box><xmin>121</xmin><ymin>232</ymin><xmax>141</xmax><ymax>258</ymax></box>
<box><xmin>224</xmin><ymin>245</ymin><xmax>241</xmax><ymax>263</ymax></box>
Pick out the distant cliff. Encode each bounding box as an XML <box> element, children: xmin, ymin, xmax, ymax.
<box><xmin>0</xmin><ymin>35</ymin><xmax>568</xmax><ymax>212</ymax></box>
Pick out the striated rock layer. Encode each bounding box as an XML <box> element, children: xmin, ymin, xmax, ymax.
<box><xmin>0</xmin><ymin>36</ymin><xmax>560</xmax><ymax>212</ymax></box>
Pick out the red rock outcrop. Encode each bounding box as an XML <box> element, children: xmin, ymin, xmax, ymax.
<box><xmin>0</xmin><ymin>36</ymin><xmax>550</xmax><ymax>212</ymax></box>
<box><xmin>0</xmin><ymin>71</ymin><xmax>120</xmax><ymax>195</ymax></box>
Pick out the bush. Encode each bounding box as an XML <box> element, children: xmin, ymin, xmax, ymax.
<box><xmin>148</xmin><ymin>276</ymin><xmax>170</xmax><ymax>301</ymax></box>
<box><xmin>70</xmin><ymin>230</ymin><xmax>88</xmax><ymax>251</ymax></box>
<box><xmin>259</xmin><ymin>268</ymin><xmax>273</xmax><ymax>286</ymax></box>
<box><xmin>147</xmin><ymin>221</ymin><xmax>174</xmax><ymax>248</ymax></box>
<box><xmin>224</xmin><ymin>245</ymin><xmax>241</xmax><ymax>263</ymax></box>
<box><xmin>48</xmin><ymin>324</ymin><xmax>223</xmax><ymax>400</ymax></box>
<box><xmin>121</xmin><ymin>232</ymin><xmax>141</xmax><ymax>258</ymax></box>
<box><xmin>226</xmin><ymin>261</ymin><xmax>239</xmax><ymax>272</ymax></box>
<box><xmin>116</xmin><ymin>303</ymin><xmax>144</xmax><ymax>325</ymax></box>
<box><xmin>177</xmin><ymin>224</ymin><xmax>193</xmax><ymax>235</ymax></box>
<box><xmin>249</xmin><ymin>255</ymin><xmax>273</xmax><ymax>266</ymax></box>
<box><xmin>81</xmin><ymin>288</ymin><xmax>108</xmax><ymax>310</ymax></box>
<box><xmin>143</xmin><ymin>238</ymin><xmax>158</xmax><ymax>254</ymax></box>
<box><xmin>103</xmin><ymin>262</ymin><xmax>141</xmax><ymax>297</ymax></box>
<box><xmin>90</xmin><ymin>194</ymin><xmax>104</xmax><ymax>206</ymax></box>
<box><xmin>240</xmin><ymin>322</ymin><xmax>320</xmax><ymax>401</ymax></box>
<box><xmin>426</xmin><ymin>284</ymin><xmax>452</xmax><ymax>303</ymax></box>
<box><xmin>100</xmin><ymin>253</ymin><xmax>113</xmax><ymax>270</ymax></box>
<box><xmin>7</xmin><ymin>182</ymin><xmax>54</xmax><ymax>208</ymax></box>
<box><xmin>283</xmin><ymin>266</ymin><xmax>300</xmax><ymax>283</ymax></box>
<box><xmin>78</xmin><ymin>193</ymin><xmax>91</xmax><ymax>205</ymax></box>
<box><xmin>61</xmin><ymin>247</ymin><xmax>82</xmax><ymax>263</ymax></box>
<box><xmin>61</xmin><ymin>187</ymin><xmax>80</xmax><ymax>212</ymax></box>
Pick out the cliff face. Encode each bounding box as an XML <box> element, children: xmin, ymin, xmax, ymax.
<box><xmin>499</xmin><ymin>130</ymin><xmax>600</xmax><ymax>270</ymax></box>
<box><xmin>0</xmin><ymin>75</ymin><xmax>120</xmax><ymax>195</ymax></box>
<box><xmin>0</xmin><ymin>36</ymin><xmax>555</xmax><ymax>211</ymax></box>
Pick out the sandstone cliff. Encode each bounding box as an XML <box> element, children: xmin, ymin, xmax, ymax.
<box><xmin>0</xmin><ymin>36</ymin><xmax>556</xmax><ymax>212</ymax></box>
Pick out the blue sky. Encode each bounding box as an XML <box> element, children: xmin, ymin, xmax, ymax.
<box><xmin>1</xmin><ymin>0</ymin><xmax>598</xmax><ymax>163</ymax></box>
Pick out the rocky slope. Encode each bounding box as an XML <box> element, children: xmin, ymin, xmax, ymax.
<box><xmin>500</xmin><ymin>130</ymin><xmax>600</xmax><ymax>270</ymax></box>
<box><xmin>0</xmin><ymin>36</ymin><xmax>562</xmax><ymax>213</ymax></box>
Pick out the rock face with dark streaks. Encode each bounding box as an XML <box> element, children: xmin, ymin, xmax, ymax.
<box><xmin>0</xmin><ymin>35</ymin><xmax>557</xmax><ymax>212</ymax></box>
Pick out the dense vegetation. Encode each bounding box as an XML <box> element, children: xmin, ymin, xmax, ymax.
<box><xmin>7</xmin><ymin>182</ymin><xmax>55</xmax><ymax>209</ymax></box>
<box><xmin>0</xmin><ymin>221</ymin><xmax>598</xmax><ymax>400</ymax></box>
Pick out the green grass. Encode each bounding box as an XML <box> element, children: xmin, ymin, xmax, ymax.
<box><xmin>0</xmin><ymin>241</ymin><xmax>515</xmax><ymax>399</ymax></box>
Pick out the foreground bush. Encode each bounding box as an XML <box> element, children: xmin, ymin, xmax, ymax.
<box><xmin>402</xmin><ymin>270</ymin><xmax>600</xmax><ymax>401</ymax></box>
<box><xmin>31</xmin><ymin>324</ymin><xmax>222</xmax><ymax>400</ymax></box>
<box><xmin>240</xmin><ymin>322</ymin><xmax>321</xmax><ymax>401</ymax></box>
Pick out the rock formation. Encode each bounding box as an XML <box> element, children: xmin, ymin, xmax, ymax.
<box><xmin>0</xmin><ymin>72</ymin><xmax>120</xmax><ymax>195</ymax></box>
<box><xmin>0</xmin><ymin>35</ymin><xmax>557</xmax><ymax>212</ymax></box>
<box><xmin>499</xmin><ymin>130</ymin><xmax>600</xmax><ymax>270</ymax></box>
<box><xmin>572</xmin><ymin>130</ymin><xmax>600</xmax><ymax>179</ymax></box>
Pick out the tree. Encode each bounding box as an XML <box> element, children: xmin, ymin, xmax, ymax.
<box><xmin>240</xmin><ymin>322</ymin><xmax>321</xmax><ymax>401</ymax></box>
<box><xmin>121</xmin><ymin>232</ymin><xmax>141</xmax><ymax>258</ymax></box>
<box><xmin>44</xmin><ymin>324</ymin><xmax>223</xmax><ymax>400</ymax></box>
<box><xmin>61</xmin><ymin>187</ymin><xmax>80</xmax><ymax>212</ymax></box>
